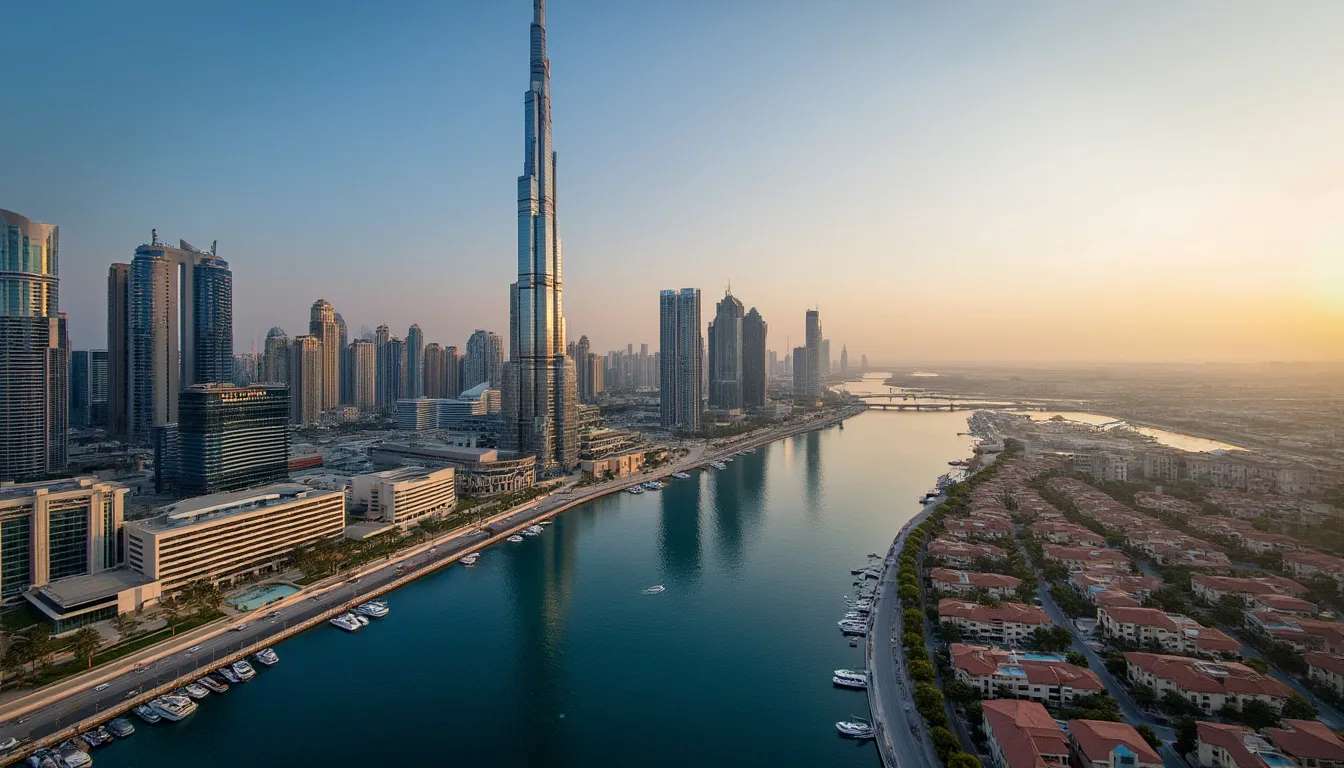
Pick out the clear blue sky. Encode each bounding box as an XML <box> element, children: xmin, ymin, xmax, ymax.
<box><xmin>6</xmin><ymin>1</ymin><xmax>1342</xmax><ymax>362</ymax></box>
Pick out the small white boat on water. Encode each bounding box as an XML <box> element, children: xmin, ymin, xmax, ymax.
<box><xmin>183</xmin><ymin>682</ymin><xmax>210</xmax><ymax>699</ymax></box>
<box><xmin>254</xmin><ymin>648</ymin><xmax>280</xmax><ymax>666</ymax></box>
<box><xmin>626</xmin><ymin>486</ymin><xmax>645</xmax><ymax>495</ymax></box>
<box><xmin>151</xmin><ymin>694</ymin><xmax>198</xmax><ymax>722</ymax></box>
<box><xmin>231</xmin><ymin>660</ymin><xmax>257</xmax><ymax>680</ymax></box>
<box><xmin>640</xmin><ymin>481</ymin><xmax>665</xmax><ymax>491</ymax></box>
<box><xmin>642</xmin><ymin>585</ymin><xmax>666</xmax><ymax>595</ymax></box>
<box><xmin>461</xmin><ymin>553</ymin><xmax>480</xmax><ymax>566</ymax></box>
<box><xmin>832</xmin><ymin>669</ymin><xmax>869</xmax><ymax>689</ymax></box>
<box><xmin>330</xmin><ymin>613</ymin><xmax>363</xmax><ymax>632</ymax></box>
<box><xmin>356</xmin><ymin>601</ymin><xmax>389</xmax><ymax>618</ymax></box>
<box><xmin>710</xmin><ymin>461</ymin><xmax>727</xmax><ymax>470</ymax></box>
<box><xmin>838</xmin><ymin>620</ymin><xmax>867</xmax><ymax>636</ymax></box>
<box><xmin>216</xmin><ymin>666</ymin><xmax>241</xmax><ymax>683</ymax></box>
<box><xmin>133</xmin><ymin>704</ymin><xmax>161</xmax><ymax>724</ymax></box>
<box><xmin>836</xmin><ymin>720</ymin><xmax>874</xmax><ymax>739</ymax></box>
<box><xmin>523</xmin><ymin>525</ymin><xmax>543</xmax><ymax>536</ymax></box>
<box><xmin>198</xmin><ymin>675</ymin><xmax>229</xmax><ymax>693</ymax></box>
<box><xmin>671</xmin><ymin>472</ymin><xmax>691</xmax><ymax>479</ymax></box>
<box><xmin>507</xmin><ymin>534</ymin><xmax>525</xmax><ymax>543</ymax></box>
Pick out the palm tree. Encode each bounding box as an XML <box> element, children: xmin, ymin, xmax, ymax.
<box><xmin>19</xmin><ymin>625</ymin><xmax>53</xmax><ymax>674</ymax></box>
<box><xmin>160</xmin><ymin>595</ymin><xmax>184</xmax><ymax>636</ymax></box>
<box><xmin>69</xmin><ymin>627</ymin><xmax>101</xmax><ymax>670</ymax></box>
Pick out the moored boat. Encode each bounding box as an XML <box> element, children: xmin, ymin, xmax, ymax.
<box><xmin>330</xmin><ymin>613</ymin><xmax>363</xmax><ymax>632</ymax></box>
<box><xmin>832</xmin><ymin>669</ymin><xmax>869</xmax><ymax>689</ymax></box>
<box><xmin>836</xmin><ymin>720</ymin><xmax>874</xmax><ymax>739</ymax></box>
<box><xmin>150</xmin><ymin>694</ymin><xmax>198</xmax><ymax>721</ymax></box>
<box><xmin>231</xmin><ymin>660</ymin><xmax>257</xmax><ymax>680</ymax></box>
<box><xmin>461</xmin><ymin>553</ymin><xmax>480</xmax><ymax>566</ymax></box>
<box><xmin>254</xmin><ymin>647</ymin><xmax>280</xmax><ymax>666</ymax></box>
<box><xmin>106</xmin><ymin>718</ymin><xmax>135</xmax><ymax>738</ymax></box>
<box><xmin>198</xmin><ymin>675</ymin><xmax>229</xmax><ymax>693</ymax></box>
<box><xmin>507</xmin><ymin>534</ymin><xmax>525</xmax><ymax>542</ymax></box>
<box><xmin>183</xmin><ymin>682</ymin><xmax>210</xmax><ymax>699</ymax></box>
<box><xmin>356</xmin><ymin>601</ymin><xmax>389</xmax><ymax>618</ymax></box>
<box><xmin>133</xmin><ymin>704</ymin><xmax>161</xmax><ymax>724</ymax></box>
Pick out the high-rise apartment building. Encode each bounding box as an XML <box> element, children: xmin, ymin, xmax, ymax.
<box><xmin>465</xmin><ymin>329</ymin><xmax>504</xmax><ymax>389</ymax></box>
<box><xmin>443</xmin><ymin>344</ymin><xmax>462</xmax><ymax>398</ymax></box>
<box><xmin>261</xmin><ymin>326</ymin><xmax>289</xmax><ymax>383</ymax></box>
<box><xmin>501</xmin><ymin>0</ymin><xmax>580</xmax><ymax>474</ymax></box>
<box><xmin>70</xmin><ymin>350</ymin><xmax>109</xmax><ymax>428</ymax></box>
<box><xmin>374</xmin><ymin>324</ymin><xmax>391</xmax><ymax>410</ymax></box>
<box><xmin>792</xmin><ymin>346</ymin><xmax>808</xmax><ymax>399</ymax></box>
<box><xmin>423</xmin><ymin>342</ymin><xmax>444</xmax><ymax>397</ymax></box>
<box><xmin>707</xmin><ymin>291</ymin><xmax>745</xmax><ymax>410</ymax></box>
<box><xmin>289</xmin><ymin>334</ymin><xmax>322</xmax><ymax>426</ymax></box>
<box><xmin>659</xmin><ymin>288</ymin><xmax>702</xmax><ymax>432</ymax></box>
<box><xmin>177</xmin><ymin>383</ymin><xmax>290</xmax><ymax>496</ymax></box>
<box><xmin>820</xmin><ymin>338</ymin><xmax>831</xmax><ymax>379</ymax></box>
<box><xmin>406</xmin><ymin>324</ymin><xmax>424</xmax><ymax>399</ymax></box>
<box><xmin>334</xmin><ymin>312</ymin><xmax>349</xmax><ymax>404</ymax></box>
<box><xmin>105</xmin><ymin>263</ymin><xmax>130</xmax><ymax>436</ymax></box>
<box><xmin>119</xmin><ymin>236</ymin><xmax>233</xmax><ymax>443</ymax></box>
<box><xmin>349</xmin><ymin>338</ymin><xmax>376</xmax><ymax>411</ymax></box>
<box><xmin>0</xmin><ymin>209</ymin><xmax>68</xmax><ymax>481</ymax></box>
<box><xmin>383</xmin><ymin>337</ymin><xmax>407</xmax><ymax>404</ymax></box>
<box><xmin>308</xmin><ymin>299</ymin><xmax>339</xmax><ymax>411</ymax></box>
<box><xmin>804</xmin><ymin>309</ymin><xmax>822</xmax><ymax>398</ymax></box>
<box><xmin>742</xmin><ymin>307</ymin><xmax>767</xmax><ymax>409</ymax></box>
<box><xmin>840</xmin><ymin>345</ymin><xmax>848</xmax><ymax>375</ymax></box>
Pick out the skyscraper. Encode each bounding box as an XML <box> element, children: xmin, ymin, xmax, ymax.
<box><xmin>335</xmin><ymin>312</ymin><xmax>349</xmax><ymax>404</ymax></box>
<box><xmin>742</xmin><ymin>307</ymin><xmax>767</xmax><ymax>409</ymax></box>
<box><xmin>383</xmin><ymin>337</ymin><xmax>407</xmax><ymax>403</ymax></box>
<box><xmin>464</xmin><ymin>329</ymin><xmax>504</xmax><ymax>389</ymax></box>
<box><xmin>105</xmin><ymin>262</ymin><xmax>130</xmax><ymax>437</ymax></box>
<box><xmin>792</xmin><ymin>346</ymin><xmax>808</xmax><ymax>399</ymax></box>
<box><xmin>406</xmin><ymin>324</ymin><xmax>424</xmax><ymax>398</ymax></box>
<box><xmin>262</xmin><ymin>326</ymin><xmax>289</xmax><ymax>383</ymax></box>
<box><xmin>122</xmin><ymin>236</ymin><xmax>233</xmax><ymax>443</ymax></box>
<box><xmin>423</xmin><ymin>342</ymin><xmax>444</xmax><ymax>397</ymax></box>
<box><xmin>840</xmin><ymin>345</ymin><xmax>848</xmax><ymax>375</ymax></box>
<box><xmin>374</xmin><ymin>323</ymin><xmax>391</xmax><ymax>410</ymax></box>
<box><xmin>350</xmin><ymin>338</ymin><xmax>376</xmax><ymax>411</ymax></box>
<box><xmin>659</xmin><ymin>288</ymin><xmax>702</xmax><ymax>432</ymax></box>
<box><xmin>443</xmin><ymin>344</ymin><xmax>462</xmax><ymax>398</ymax></box>
<box><xmin>707</xmin><ymin>291</ymin><xmax>745</xmax><ymax>410</ymax></box>
<box><xmin>178</xmin><ymin>383</ymin><xmax>290</xmax><ymax>495</ymax></box>
<box><xmin>804</xmin><ymin>309</ymin><xmax>822</xmax><ymax>398</ymax></box>
<box><xmin>0</xmin><ymin>209</ymin><xmax>67</xmax><ymax>481</ymax></box>
<box><xmin>501</xmin><ymin>0</ymin><xmax>579</xmax><ymax>474</ymax></box>
<box><xmin>70</xmin><ymin>350</ymin><xmax>109</xmax><ymax>428</ymax></box>
<box><xmin>289</xmin><ymin>334</ymin><xmax>322</xmax><ymax>426</ymax></box>
<box><xmin>820</xmin><ymin>338</ymin><xmax>831</xmax><ymax>379</ymax></box>
<box><xmin>308</xmin><ymin>299</ymin><xmax>339</xmax><ymax>411</ymax></box>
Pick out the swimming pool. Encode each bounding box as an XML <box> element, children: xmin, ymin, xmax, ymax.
<box><xmin>227</xmin><ymin>583</ymin><xmax>299</xmax><ymax>612</ymax></box>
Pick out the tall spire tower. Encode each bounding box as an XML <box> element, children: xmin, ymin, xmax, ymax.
<box><xmin>502</xmin><ymin>0</ymin><xmax>579</xmax><ymax>472</ymax></box>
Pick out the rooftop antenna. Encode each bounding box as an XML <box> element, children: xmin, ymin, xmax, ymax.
<box><xmin>151</xmin><ymin>228</ymin><xmax>158</xmax><ymax>245</ymax></box>
<box><xmin>211</xmin><ymin>240</ymin><xmax>217</xmax><ymax>256</ymax></box>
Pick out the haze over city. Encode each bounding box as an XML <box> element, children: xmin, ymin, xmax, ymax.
<box><xmin>7</xmin><ymin>0</ymin><xmax>1341</xmax><ymax>362</ymax></box>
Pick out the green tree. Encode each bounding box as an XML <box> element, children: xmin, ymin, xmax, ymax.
<box><xmin>1282</xmin><ymin>695</ymin><xmax>1317</xmax><ymax>720</ymax></box>
<box><xmin>1136</xmin><ymin>725</ymin><xmax>1162</xmax><ymax>749</ymax></box>
<box><xmin>1243</xmin><ymin>657</ymin><xmax>1269</xmax><ymax>674</ymax></box>
<box><xmin>1028</xmin><ymin>626</ymin><xmax>1072</xmax><ymax>652</ymax></box>
<box><xmin>68</xmin><ymin>627</ymin><xmax>101</xmax><ymax>670</ymax></box>
<box><xmin>948</xmin><ymin>752</ymin><xmax>982</xmax><ymax>768</ymax></box>
<box><xmin>909</xmin><ymin>659</ymin><xmax>935</xmax><ymax>683</ymax></box>
<box><xmin>931</xmin><ymin>726</ymin><xmax>959</xmax><ymax>761</ymax></box>
<box><xmin>1234</xmin><ymin>700</ymin><xmax>1280</xmax><ymax>730</ymax></box>
<box><xmin>1065</xmin><ymin>650</ymin><xmax>1089</xmax><ymax>668</ymax></box>
<box><xmin>160</xmin><ymin>595</ymin><xmax>185</xmax><ymax>636</ymax></box>
<box><xmin>916</xmin><ymin>682</ymin><xmax>945</xmax><ymax>712</ymax></box>
<box><xmin>940</xmin><ymin>622</ymin><xmax>965</xmax><ymax>642</ymax></box>
<box><xmin>1175</xmin><ymin>718</ymin><xmax>1198</xmax><ymax>755</ymax></box>
<box><xmin>19</xmin><ymin>625</ymin><xmax>53</xmax><ymax>674</ymax></box>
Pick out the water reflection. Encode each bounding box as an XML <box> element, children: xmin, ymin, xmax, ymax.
<box><xmin>708</xmin><ymin>448</ymin><xmax>770</xmax><ymax>570</ymax></box>
<box><xmin>803</xmin><ymin>429</ymin><xmax>823</xmax><ymax>515</ymax></box>
<box><xmin>659</xmin><ymin>473</ymin><xmax>702</xmax><ymax>580</ymax></box>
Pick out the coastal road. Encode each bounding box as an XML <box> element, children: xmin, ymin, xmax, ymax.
<box><xmin>868</xmin><ymin>499</ymin><xmax>944</xmax><ymax>768</ymax></box>
<box><xmin>0</xmin><ymin>406</ymin><xmax>861</xmax><ymax>758</ymax></box>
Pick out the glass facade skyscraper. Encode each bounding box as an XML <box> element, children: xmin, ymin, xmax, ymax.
<box><xmin>659</xmin><ymin>288</ymin><xmax>702</xmax><ymax>432</ymax></box>
<box><xmin>178</xmin><ymin>383</ymin><xmax>290</xmax><ymax>496</ymax></box>
<box><xmin>0</xmin><ymin>208</ymin><xmax>67</xmax><ymax>481</ymax></box>
<box><xmin>707</xmin><ymin>291</ymin><xmax>745</xmax><ymax>410</ymax></box>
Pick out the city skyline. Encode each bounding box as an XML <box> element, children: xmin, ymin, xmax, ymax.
<box><xmin>7</xmin><ymin>2</ymin><xmax>1341</xmax><ymax>363</ymax></box>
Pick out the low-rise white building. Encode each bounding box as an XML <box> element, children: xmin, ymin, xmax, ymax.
<box><xmin>350</xmin><ymin>466</ymin><xmax>455</xmax><ymax>526</ymax></box>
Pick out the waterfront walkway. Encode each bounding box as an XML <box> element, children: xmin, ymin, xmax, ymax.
<box><xmin>867</xmin><ymin>497</ymin><xmax>943</xmax><ymax>768</ymax></box>
<box><xmin>0</xmin><ymin>405</ymin><xmax>863</xmax><ymax>760</ymax></box>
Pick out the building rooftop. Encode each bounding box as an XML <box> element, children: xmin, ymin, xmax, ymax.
<box><xmin>1125</xmin><ymin>653</ymin><xmax>1293</xmax><ymax>698</ymax></box>
<box><xmin>984</xmin><ymin>699</ymin><xmax>1070</xmax><ymax>768</ymax></box>
<box><xmin>0</xmin><ymin>476</ymin><xmax>120</xmax><ymax>503</ymax></box>
<box><xmin>29</xmin><ymin>568</ymin><xmax>152</xmax><ymax>609</ymax></box>
<box><xmin>138</xmin><ymin>483</ymin><xmax>334</xmax><ymax>532</ymax></box>
<box><xmin>1265</xmin><ymin>720</ymin><xmax>1344</xmax><ymax>763</ymax></box>
<box><xmin>1198</xmin><ymin>722</ymin><xmax>1298</xmax><ymax>768</ymax></box>
<box><xmin>1068</xmin><ymin>719</ymin><xmax>1162</xmax><ymax>766</ymax></box>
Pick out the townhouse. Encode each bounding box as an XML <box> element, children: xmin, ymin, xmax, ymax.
<box><xmin>1305</xmin><ymin>653</ymin><xmax>1344</xmax><ymax>698</ymax></box>
<box><xmin>1264</xmin><ymin>720</ymin><xmax>1344</xmax><ymax>768</ymax></box>
<box><xmin>1191</xmin><ymin>574</ymin><xmax>1308</xmax><ymax>605</ymax></box>
<box><xmin>1244</xmin><ymin>613</ymin><xmax>1344</xmax><ymax>655</ymax></box>
<box><xmin>938</xmin><ymin>599</ymin><xmax>1052</xmax><ymax>646</ymax></box>
<box><xmin>1283</xmin><ymin>552</ymin><xmax>1344</xmax><ymax>593</ymax></box>
<box><xmin>930</xmin><ymin>568</ymin><xmax>1022</xmax><ymax>599</ymax></box>
<box><xmin>1068</xmin><ymin>719</ymin><xmax>1163</xmax><ymax>768</ymax></box>
<box><xmin>950</xmin><ymin>643</ymin><xmax>1103</xmax><ymax>706</ymax></box>
<box><xmin>928</xmin><ymin>538</ymin><xmax>1008</xmax><ymax>568</ymax></box>
<box><xmin>1198</xmin><ymin>722</ymin><xmax>1299</xmax><ymax>768</ymax></box>
<box><xmin>1098</xmin><ymin>606</ymin><xmax>1239</xmax><ymax>656</ymax></box>
<box><xmin>983</xmin><ymin>700</ymin><xmax>1071</xmax><ymax>768</ymax></box>
<box><xmin>1031</xmin><ymin>520</ymin><xmax>1105</xmax><ymax>548</ymax></box>
<box><xmin>1071</xmin><ymin>571</ymin><xmax>1162</xmax><ymax>603</ymax></box>
<box><xmin>1124</xmin><ymin>653</ymin><xmax>1294</xmax><ymax>715</ymax></box>
<box><xmin>1042</xmin><ymin>545</ymin><xmax>1131</xmax><ymax>572</ymax></box>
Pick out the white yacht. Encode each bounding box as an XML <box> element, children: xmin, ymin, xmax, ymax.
<box><xmin>507</xmin><ymin>534</ymin><xmax>525</xmax><ymax>543</ymax></box>
<box><xmin>625</xmin><ymin>486</ymin><xmax>645</xmax><ymax>495</ymax></box>
<box><xmin>183</xmin><ymin>682</ymin><xmax>210</xmax><ymax>699</ymax></box>
<box><xmin>832</xmin><ymin>669</ymin><xmax>869</xmax><ymax>689</ymax></box>
<box><xmin>461</xmin><ymin>553</ymin><xmax>480</xmax><ymax>566</ymax></box>
<box><xmin>151</xmin><ymin>695</ymin><xmax>198</xmax><ymax>722</ymax></box>
<box><xmin>231</xmin><ymin>660</ymin><xmax>257</xmax><ymax>680</ymax></box>
<box><xmin>356</xmin><ymin>614</ymin><xmax>370</xmax><ymax>626</ymax></box>
<box><xmin>216</xmin><ymin>666</ymin><xmax>241</xmax><ymax>683</ymax></box>
<box><xmin>198</xmin><ymin>676</ymin><xmax>229</xmax><ymax>693</ymax></box>
<box><xmin>56</xmin><ymin>745</ymin><xmax>92</xmax><ymax>768</ymax></box>
<box><xmin>710</xmin><ymin>461</ymin><xmax>727</xmax><ymax>470</ymax></box>
<box><xmin>356</xmin><ymin>601</ymin><xmax>389</xmax><ymax>618</ymax></box>
<box><xmin>132</xmin><ymin>704</ymin><xmax>161</xmax><ymax>724</ymax></box>
<box><xmin>642</xmin><ymin>584</ymin><xmax>666</xmax><ymax>595</ymax></box>
<box><xmin>671</xmin><ymin>472</ymin><xmax>691</xmax><ymax>480</ymax></box>
<box><xmin>254</xmin><ymin>647</ymin><xmax>280</xmax><ymax>666</ymax></box>
<box><xmin>836</xmin><ymin>720</ymin><xmax>874</xmax><ymax>739</ymax></box>
<box><xmin>640</xmin><ymin>481</ymin><xmax>665</xmax><ymax>491</ymax></box>
<box><xmin>838</xmin><ymin>620</ymin><xmax>867</xmax><ymax>636</ymax></box>
<box><xmin>523</xmin><ymin>525</ymin><xmax>543</xmax><ymax>536</ymax></box>
<box><xmin>329</xmin><ymin>613</ymin><xmax>363</xmax><ymax>632</ymax></box>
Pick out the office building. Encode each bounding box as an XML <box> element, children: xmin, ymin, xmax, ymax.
<box><xmin>105</xmin><ymin>262</ymin><xmax>130</xmax><ymax>436</ymax></box>
<box><xmin>349</xmin><ymin>338</ymin><xmax>376</xmax><ymax>411</ymax></box>
<box><xmin>334</xmin><ymin>312</ymin><xmax>349</xmax><ymax>404</ymax></box>
<box><xmin>741</xmin><ymin>307</ymin><xmax>767</xmax><ymax>409</ymax></box>
<box><xmin>70</xmin><ymin>350</ymin><xmax>109</xmax><ymax>428</ymax></box>
<box><xmin>374</xmin><ymin>323</ymin><xmax>391</xmax><ymax>410</ymax></box>
<box><xmin>804</xmin><ymin>309</ymin><xmax>822</xmax><ymax>397</ymax></box>
<box><xmin>659</xmin><ymin>288</ymin><xmax>702</xmax><ymax>432</ymax></box>
<box><xmin>177</xmin><ymin>383</ymin><xmax>290</xmax><ymax>496</ymax></box>
<box><xmin>501</xmin><ymin>1</ymin><xmax>580</xmax><ymax>475</ymax></box>
<box><xmin>383</xmin><ymin>337</ymin><xmax>407</xmax><ymax>404</ymax></box>
<box><xmin>289</xmin><ymin>334</ymin><xmax>322</xmax><ymax>426</ymax></box>
<box><xmin>308</xmin><ymin>299</ymin><xmax>340</xmax><ymax>410</ymax></box>
<box><xmin>120</xmin><ymin>235</ymin><xmax>233</xmax><ymax>443</ymax></box>
<box><xmin>406</xmin><ymin>324</ymin><xmax>424</xmax><ymax>398</ymax></box>
<box><xmin>423</xmin><ymin>342</ymin><xmax>444</xmax><ymax>397</ymax></box>
<box><xmin>464</xmin><ymin>329</ymin><xmax>504</xmax><ymax>389</ymax></box>
<box><xmin>707</xmin><ymin>291</ymin><xmax>744</xmax><ymax>410</ymax></box>
<box><xmin>840</xmin><ymin>345</ymin><xmax>848</xmax><ymax>375</ymax></box>
<box><xmin>350</xmin><ymin>466</ymin><xmax>455</xmax><ymax>526</ymax></box>
<box><xmin>820</xmin><ymin>338</ymin><xmax>831</xmax><ymax>379</ymax></box>
<box><xmin>443</xmin><ymin>344</ymin><xmax>462</xmax><ymax>397</ymax></box>
<box><xmin>0</xmin><ymin>209</ymin><xmax>67</xmax><ymax>481</ymax></box>
<box><xmin>370</xmin><ymin>443</ymin><xmax>536</xmax><ymax>498</ymax></box>
<box><xmin>125</xmin><ymin>484</ymin><xmax>345</xmax><ymax>592</ymax></box>
<box><xmin>0</xmin><ymin>477</ymin><xmax>127</xmax><ymax>606</ymax></box>
<box><xmin>261</xmin><ymin>326</ymin><xmax>289</xmax><ymax>383</ymax></box>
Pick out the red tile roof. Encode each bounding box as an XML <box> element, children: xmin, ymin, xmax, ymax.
<box><xmin>939</xmin><ymin>599</ymin><xmax>1051</xmax><ymax>626</ymax></box>
<box><xmin>984</xmin><ymin>699</ymin><xmax>1070</xmax><ymax>768</ymax></box>
<box><xmin>1126</xmin><ymin>653</ymin><xmax>1293</xmax><ymax>698</ymax></box>
<box><xmin>1068</xmin><ymin>719</ymin><xmax>1162</xmax><ymax>766</ymax></box>
<box><xmin>950</xmin><ymin>644</ymin><xmax>1103</xmax><ymax>692</ymax></box>
<box><xmin>1265</xmin><ymin>720</ymin><xmax>1344</xmax><ymax>763</ymax></box>
<box><xmin>930</xmin><ymin>568</ymin><xmax>1023</xmax><ymax>590</ymax></box>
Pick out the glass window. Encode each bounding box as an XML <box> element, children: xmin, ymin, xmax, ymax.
<box><xmin>48</xmin><ymin>506</ymin><xmax>89</xmax><ymax>581</ymax></box>
<box><xmin>1</xmin><ymin>516</ymin><xmax>33</xmax><ymax>598</ymax></box>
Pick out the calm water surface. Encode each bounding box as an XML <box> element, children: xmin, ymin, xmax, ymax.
<box><xmin>99</xmin><ymin>404</ymin><xmax>971</xmax><ymax>767</ymax></box>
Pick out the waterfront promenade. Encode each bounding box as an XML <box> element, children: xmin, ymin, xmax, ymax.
<box><xmin>867</xmin><ymin>496</ymin><xmax>944</xmax><ymax>768</ymax></box>
<box><xmin>0</xmin><ymin>404</ymin><xmax>864</xmax><ymax>761</ymax></box>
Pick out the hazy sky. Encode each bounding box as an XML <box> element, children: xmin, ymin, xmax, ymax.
<box><xmin>6</xmin><ymin>1</ymin><xmax>1342</xmax><ymax>363</ymax></box>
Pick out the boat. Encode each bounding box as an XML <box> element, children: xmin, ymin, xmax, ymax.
<box><xmin>254</xmin><ymin>647</ymin><xmax>280</xmax><ymax>666</ymax></box>
<box><xmin>838</xmin><ymin>620</ymin><xmax>867</xmax><ymax>636</ymax></box>
<box><xmin>538</xmin><ymin>520</ymin><xmax>552</xmax><ymax>526</ymax></box>
<box><xmin>461</xmin><ymin>553</ymin><xmax>480</xmax><ymax>566</ymax></box>
<box><xmin>106</xmin><ymin>718</ymin><xmax>135</xmax><ymax>738</ymax></box>
<box><xmin>710</xmin><ymin>461</ymin><xmax>727</xmax><ymax>470</ymax></box>
<box><xmin>330</xmin><ymin>613</ymin><xmax>363</xmax><ymax>632</ymax></box>
<box><xmin>832</xmin><ymin>669</ymin><xmax>869</xmax><ymax>689</ymax></box>
<box><xmin>640</xmin><ymin>481</ymin><xmax>664</xmax><ymax>491</ymax></box>
<box><xmin>356</xmin><ymin>601</ymin><xmax>389</xmax><ymax>618</ymax></box>
<box><xmin>150</xmin><ymin>694</ymin><xmax>198</xmax><ymax>721</ymax></box>
<box><xmin>671</xmin><ymin>472</ymin><xmax>691</xmax><ymax>480</ymax></box>
<box><xmin>55</xmin><ymin>744</ymin><xmax>92</xmax><ymax>768</ymax></box>
<box><xmin>198</xmin><ymin>675</ymin><xmax>229</xmax><ymax>693</ymax></box>
<box><xmin>642</xmin><ymin>585</ymin><xmax>666</xmax><ymax>595</ymax></box>
<box><xmin>183</xmin><ymin>682</ymin><xmax>210</xmax><ymax>699</ymax></box>
<box><xmin>217</xmin><ymin>665</ymin><xmax>241</xmax><ymax>683</ymax></box>
<box><xmin>26</xmin><ymin>748</ymin><xmax>59</xmax><ymax>768</ymax></box>
<box><xmin>231</xmin><ymin>660</ymin><xmax>257</xmax><ymax>681</ymax></box>
<box><xmin>133</xmin><ymin>704</ymin><xmax>161</xmax><ymax>724</ymax></box>
<box><xmin>625</xmin><ymin>486</ymin><xmax>645</xmax><ymax>495</ymax></box>
<box><xmin>836</xmin><ymin>720</ymin><xmax>875</xmax><ymax>739</ymax></box>
<box><xmin>79</xmin><ymin>729</ymin><xmax>109</xmax><ymax>749</ymax></box>
<box><xmin>507</xmin><ymin>534</ymin><xmax>525</xmax><ymax>543</ymax></box>
<box><xmin>356</xmin><ymin>614</ymin><xmax>370</xmax><ymax>627</ymax></box>
<box><xmin>523</xmin><ymin>525</ymin><xmax>542</xmax><ymax>536</ymax></box>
